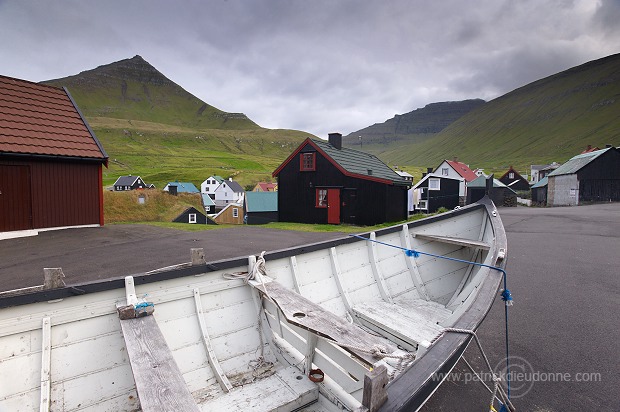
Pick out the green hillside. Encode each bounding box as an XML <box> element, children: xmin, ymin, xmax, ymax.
<box><xmin>43</xmin><ymin>56</ymin><xmax>312</xmax><ymax>188</ymax></box>
<box><xmin>343</xmin><ymin>99</ymin><xmax>485</xmax><ymax>148</ymax></box>
<box><xmin>355</xmin><ymin>53</ymin><xmax>620</xmax><ymax>174</ymax></box>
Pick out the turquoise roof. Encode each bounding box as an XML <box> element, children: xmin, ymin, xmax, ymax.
<box><xmin>548</xmin><ymin>148</ymin><xmax>610</xmax><ymax>177</ymax></box>
<box><xmin>166</xmin><ymin>182</ymin><xmax>199</xmax><ymax>193</ymax></box>
<box><xmin>245</xmin><ymin>191</ymin><xmax>277</xmax><ymax>212</ymax></box>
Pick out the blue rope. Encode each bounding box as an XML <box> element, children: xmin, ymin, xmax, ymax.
<box><xmin>350</xmin><ymin>233</ymin><xmax>513</xmax><ymax>398</ymax></box>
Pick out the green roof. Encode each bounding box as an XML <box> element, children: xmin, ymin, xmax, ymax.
<box><xmin>531</xmin><ymin>176</ymin><xmax>548</xmax><ymax>189</ymax></box>
<box><xmin>468</xmin><ymin>175</ymin><xmax>517</xmax><ymax>194</ymax></box>
<box><xmin>548</xmin><ymin>148</ymin><xmax>611</xmax><ymax>176</ymax></box>
<box><xmin>310</xmin><ymin>139</ymin><xmax>410</xmax><ymax>186</ymax></box>
<box><xmin>245</xmin><ymin>191</ymin><xmax>277</xmax><ymax>212</ymax></box>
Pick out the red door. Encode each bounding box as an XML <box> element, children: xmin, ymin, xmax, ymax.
<box><xmin>0</xmin><ymin>165</ymin><xmax>32</xmax><ymax>231</ymax></box>
<box><xmin>327</xmin><ymin>189</ymin><xmax>340</xmax><ymax>224</ymax></box>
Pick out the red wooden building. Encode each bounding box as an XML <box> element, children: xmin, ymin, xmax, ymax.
<box><xmin>0</xmin><ymin>75</ymin><xmax>108</xmax><ymax>233</ymax></box>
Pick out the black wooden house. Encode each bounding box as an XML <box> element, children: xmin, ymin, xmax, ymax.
<box><xmin>411</xmin><ymin>174</ymin><xmax>461</xmax><ymax>213</ymax></box>
<box><xmin>273</xmin><ymin>133</ymin><xmax>411</xmax><ymax>225</ymax></box>
<box><xmin>499</xmin><ymin>166</ymin><xmax>530</xmax><ymax>191</ymax></box>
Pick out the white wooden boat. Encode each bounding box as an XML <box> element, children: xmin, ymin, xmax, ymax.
<box><xmin>0</xmin><ymin>197</ymin><xmax>507</xmax><ymax>412</ymax></box>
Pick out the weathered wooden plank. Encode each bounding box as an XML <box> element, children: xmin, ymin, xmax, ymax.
<box><xmin>119</xmin><ymin>315</ymin><xmax>200</xmax><ymax>411</ymax></box>
<box><xmin>413</xmin><ymin>233</ymin><xmax>490</xmax><ymax>250</ymax></box>
<box><xmin>368</xmin><ymin>232</ymin><xmax>393</xmax><ymax>303</ymax></box>
<box><xmin>353</xmin><ymin>300</ymin><xmax>451</xmax><ymax>348</ymax></box>
<box><xmin>193</xmin><ymin>288</ymin><xmax>233</xmax><ymax>392</ymax></box>
<box><xmin>39</xmin><ymin>317</ymin><xmax>51</xmax><ymax>412</ymax></box>
<box><xmin>329</xmin><ymin>247</ymin><xmax>353</xmax><ymax>313</ymax></box>
<box><xmin>253</xmin><ymin>280</ymin><xmax>395</xmax><ymax>365</ymax></box>
<box><xmin>362</xmin><ymin>364</ymin><xmax>388</xmax><ymax>412</ymax></box>
<box><xmin>400</xmin><ymin>225</ymin><xmax>430</xmax><ymax>300</ymax></box>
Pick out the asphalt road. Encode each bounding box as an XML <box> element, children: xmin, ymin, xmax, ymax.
<box><xmin>1</xmin><ymin>203</ymin><xmax>618</xmax><ymax>411</ymax></box>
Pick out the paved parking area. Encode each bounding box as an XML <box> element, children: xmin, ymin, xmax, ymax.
<box><xmin>1</xmin><ymin>203</ymin><xmax>618</xmax><ymax>410</ymax></box>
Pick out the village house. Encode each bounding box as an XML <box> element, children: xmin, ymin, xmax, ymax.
<box><xmin>213</xmin><ymin>179</ymin><xmax>245</xmax><ymax>208</ymax></box>
<box><xmin>213</xmin><ymin>203</ymin><xmax>244</xmax><ymax>225</ymax></box>
<box><xmin>113</xmin><ymin>175</ymin><xmax>148</xmax><ymax>191</ymax></box>
<box><xmin>272</xmin><ymin>133</ymin><xmax>411</xmax><ymax>225</ymax></box>
<box><xmin>467</xmin><ymin>175</ymin><xmax>517</xmax><ymax>207</ymax></box>
<box><xmin>433</xmin><ymin>158</ymin><xmax>478</xmax><ymax>201</ymax></box>
<box><xmin>0</xmin><ymin>75</ymin><xmax>108</xmax><ymax>236</ymax></box>
<box><xmin>547</xmin><ymin>146</ymin><xmax>620</xmax><ymax>206</ymax></box>
<box><xmin>498</xmin><ymin>166</ymin><xmax>530</xmax><ymax>191</ymax></box>
<box><xmin>252</xmin><ymin>182</ymin><xmax>278</xmax><ymax>192</ymax></box>
<box><xmin>201</xmin><ymin>176</ymin><xmax>225</xmax><ymax>200</ymax></box>
<box><xmin>173</xmin><ymin>206</ymin><xmax>207</xmax><ymax>224</ymax></box>
<box><xmin>244</xmin><ymin>191</ymin><xmax>278</xmax><ymax>224</ymax></box>
<box><xmin>163</xmin><ymin>181</ymin><xmax>199</xmax><ymax>195</ymax></box>
<box><xmin>411</xmin><ymin>173</ymin><xmax>462</xmax><ymax>213</ymax></box>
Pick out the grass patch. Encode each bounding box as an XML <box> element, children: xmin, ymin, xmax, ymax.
<box><xmin>104</xmin><ymin>190</ymin><xmax>204</xmax><ymax>223</ymax></box>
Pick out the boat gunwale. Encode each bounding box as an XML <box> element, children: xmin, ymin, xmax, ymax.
<box><xmin>0</xmin><ymin>200</ymin><xmax>489</xmax><ymax>310</ymax></box>
<box><xmin>378</xmin><ymin>196</ymin><xmax>507</xmax><ymax>412</ymax></box>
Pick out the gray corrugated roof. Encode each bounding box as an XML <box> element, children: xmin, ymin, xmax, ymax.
<box><xmin>223</xmin><ymin>180</ymin><xmax>244</xmax><ymax>193</ymax></box>
<box><xmin>548</xmin><ymin>148</ymin><xmax>610</xmax><ymax>176</ymax></box>
<box><xmin>311</xmin><ymin>139</ymin><xmax>410</xmax><ymax>186</ymax></box>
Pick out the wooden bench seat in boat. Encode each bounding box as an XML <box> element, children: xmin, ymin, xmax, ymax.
<box><xmin>252</xmin><ymin>279</ymin><xmax>397</xmax><ymax>365</ymax></box>
<box><xmin>119</xmin><ymin>314</ymin><xmax>201</xmax><ymax>412</ymax></box>
<box><xmin>200</xmin><ymin>366</ymin><xmax>318</xmax><ymax>411</ymax></box>
<box><xmin>352</xmin><ymin>299</ymin><xmax>452</xmax><ymax>350</ymax></box>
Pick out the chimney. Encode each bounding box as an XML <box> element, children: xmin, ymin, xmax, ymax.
<box><xmin>328</xmin><ymin>133</ymin><xmax>342</xmax><ymax>150</ymax></box>
<box><xmin>427</xmin><ymin>167</ymin><xmax>433</xmax><ymax>174</ymax></box>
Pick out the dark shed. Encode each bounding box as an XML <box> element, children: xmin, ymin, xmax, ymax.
<box><xmin>273</xmin><ymin>134</ymin><xmax>411</xmax><ymax>226</ymax></box>
<box><xmin>467</xmin><ymin>175</ymin><xmax>517</xmax><ymax>207</ymax></box>
<box><xmin>412</xmin><ymin>174</ymin><xmax>461</xmax><ymax>213</ymax></box>
<box><xmin>499</xmin><ymin>166</ymin><xmax>530</xmax><ymax>192</ymax></box>
<box><xmin>0</xmin><ymin>75</ymin><xmax>108</xmax><ymax>233</ymax></box>
<box><xmin>173</xmin><ymin>207</ymin><xmax>207</xmax><ymax>224</ymax></box>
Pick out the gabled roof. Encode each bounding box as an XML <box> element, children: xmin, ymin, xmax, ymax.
<box><xmin>217</xmin><ymin>180</ymin><xmax>244</xmax><ymax>193</ymax></box>
<box><xmin>255</xmin><ymin>182</ymin><xmax>277</xmax><ymax>191</ymax></box>
<box><xmin>0</xmin><ymin>75</ymin><xmax>107</xmax><ymax>163</ymax></box>
<box><xmin>213</xmin><ymin>203</ymin><xmax>243</xmax><ymax>219</ymax></box>
<box><xmin>273</xmin><ymin>138</ymin><xmax>410</xmax><ymax>186</ymax></box>
<box><xmin>467</xmin><ymin>175</ymin><xmax>517</xmax><ymax>194</ymax></box>
<box><xmin>499</xmin><ymin>166</ymin><xmax>527</xmax><ymax>182</ymax></box>
<box><xmin>113</xmin><ymin>175</ymin><xmax>141</xmax><ymax>186</ymax></box>
<box><xmin>165</xmin><ymin>181</ymin><xmax>199</xmax><ymax>193</ymax></box>
<box><xmin>411</xmin><ymin>173</ymin><xmax>462</xmax><ymax>190</ymax></box>
<box><xmin>440</xmin><ymin>160</ymin><xmax>478</xmax><ymax>182</ymax></box>
<box><xmin>246</xmin><ymin>191</ymin><xmax>278</xmax><ymax>212</ymax></box>
<box><xmin>548</xmin><ymin>148</ymin><xmax>613</xmax><ymax>177</ymax></box>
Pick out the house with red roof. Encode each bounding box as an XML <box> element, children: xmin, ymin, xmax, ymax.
<box><xmin>433</xmin><ymin>158</ymin><xmax>478</xmax><ymax>200</ymax></box>
<box><xmin>0</xmin><ymin>75</ymin><xmax>108</xmax><ymax>236</ymax></box>
<box><xmin>252</xmin><ymin>182</ymin><xmax>278</xmax><ymax>192</ymax></box>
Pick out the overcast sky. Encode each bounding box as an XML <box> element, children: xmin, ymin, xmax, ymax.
<box><xmin>1</xmin><ymin>0</ymin><xmax>619</xmax><ymax>138</ymax></box>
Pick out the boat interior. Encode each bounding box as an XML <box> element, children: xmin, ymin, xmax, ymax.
<box><xmin>0</xmin><ymin>204</ymin><xmax>503</xmax><ymax>411</ymax></box>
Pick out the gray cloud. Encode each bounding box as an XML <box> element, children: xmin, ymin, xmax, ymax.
<box><xmin>1</xmin><ymin>0</ymin><xmax>617</xmax><ymax>138</ymax></box>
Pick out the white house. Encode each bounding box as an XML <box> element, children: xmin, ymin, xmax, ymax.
<box><xmin>434</xmin><ymin>159</ymin><xmax>478</xmax><ymax>198</ymax></box>
<box><xmin>213</xmin><ymin>179</ymin><xmax>245</xmax><ymax>208</ymax></box>
<box><xmin>200</xmin><ymin>176</ymin><xmax>225</xmax><ymax>199</ymax></box>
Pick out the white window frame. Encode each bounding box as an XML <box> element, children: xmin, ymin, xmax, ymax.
<box><xmin>428</xmin><ymin>178</ymin><xmax>441</xmax><ymax>191</ymax></box>
<box><xmin>233</xmin><ymin>208</ymin><xmax>239</xmax><ymax>218</ymax></box>
<box><xmin>509</xmin><ymin>172</ymin><xmax>514</xmax><ymax>179</ymax></box>
<box><xmin>189</xmin><ymin>213</ymin><xmax>197</xmax><ymax>224</ymax></box>
<box><xmin>441</xmin><ymin>168</ymin><xmax>449</xmax><ymax>176</ymax></box>
<box><xmin>418</xmin><ymin>200</ymin><xmax>428</xmax><ymax>210</ymax></box>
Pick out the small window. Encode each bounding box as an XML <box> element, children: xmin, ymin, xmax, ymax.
<box><xmin>509</xmin><ymin>172</ymin><xmax>514</xmax><ymax>179</ymax></box>
<box><xmin>233</xmin><ymin>208</ymin><xmax>239</xmax><ymax>218</ymax></box>
<box><xmin>441</xmin><ymin>168</ymin><xmax>449</xmax><ymax>176</ymax></box>
<box><xmin>206</xmin><ymin>206</ymin><xmax>211</xmax><ymax>212</ymax></box>
<box><xmin>189</xmin><ymin>213</ymin><xmax>197</xmax><ymax>223</ymax></box>
<box><xmin>300</xmin><ymin>153</ymin><xmax>316</xmax><ymax>171</ymax></box>
<box><xmin>428</xmin><ymin>178</ymin><xmax>441</xmax><ymax>190</ymax></box>
<box><xmin>419</xmin><ymin>200</ymin><xmax>428</xmax><ymax>210</ymax></box>
<box><xmin>316</xmin><ymin>189</ymin><xmax>327</xmax><ymax>208</ymax></box>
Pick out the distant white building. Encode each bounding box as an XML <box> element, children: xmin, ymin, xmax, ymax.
<box><xmin>213</xmin><ymin>178</ymin><xmax>245</xmax><ymax>208</ymax></box>
<box><xmin>200</xmin><ymin>176</ymin><xmax>225</xmax><ymax>199</ymax></box>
